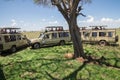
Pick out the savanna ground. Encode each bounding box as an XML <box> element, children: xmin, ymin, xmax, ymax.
<box><xmin>0</xmin><ymin>29</ymin><xmax>120</xmax><ymax>80</ymax></box>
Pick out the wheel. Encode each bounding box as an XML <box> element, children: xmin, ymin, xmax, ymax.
<box><xmin>33</xmin><ymin>43</ymin><xmax>40</xmax><ymax>49</ymax></box>
<box><xmin>10</xmin><ymin>46</ymin><xmax>17</xmax><ymax>53</ymax></box>
<box><xmin>99</xmin><ymin>41</ymin><xmax>106</xmax><ymax>46</ymax></box>
<box><xmin>59</xmin><ymin>40</ymin><xmax>65</xmax><ymax>46</ymax></box>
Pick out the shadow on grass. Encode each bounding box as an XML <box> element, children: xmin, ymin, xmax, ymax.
<box><xmin>45</xmin><ymin>61</ymin><xmax>88</xmax><ymax>80</ymax></box>
<box><xmin>2</xmin><ymin>57</ymin><xmax>72</xmax><ymax>67</ymax></box>
<box><xmin>0</xmin><ymin>65</ymin><xmax>6</xmax><ymax>80</ymax></box>
<box><xmin>2</xmin><ymin>57</ymin><xmax>73</xmax><ymax>80</ymax></box>
<box><xmin>0</xmin><ymin>46</ymin><xmax>28</xmax><ymax>57</ymax></box>
<box><xmin>86</xmin><ymin>56</ymin><xmax>120</xmax><ymax>68</ymax></box>
<box><xmin>45</xmin><ymin>55</ymin><xmax>120</xmax><ymax>80</ymax></box>
<box><xmin>2</xmin><ymin>54</ymin><xmax>120</xmax><ymax>80</ymax></box>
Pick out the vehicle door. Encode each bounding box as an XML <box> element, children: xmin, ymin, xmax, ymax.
<box><xmin>42</xmin><ymin>33</ymin><xmax>53</xmax><ymax>45</ymax></box>
<box><xmin>16</xmin><ymin>35</ymin><xmax>25</xmax><ymax>47</ymax></box>
<box><xmin>3</xmin><ymin>35</ymin><xmax>16</xmax><ymax>50</ymax></box>
<box><xmin>51</xmin><ymin>32</ymin><xmax>59</xmax><ymax>44</ymax></box>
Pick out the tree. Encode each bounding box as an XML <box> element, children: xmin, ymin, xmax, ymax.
<box><xmin>34</xmin><ymin>0</ymin><xmax>91</xmax><ymax>58</ymax></box>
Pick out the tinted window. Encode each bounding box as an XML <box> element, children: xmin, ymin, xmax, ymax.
<box><xmin>44</xmin><ymin>34</ymin><xmax>50</xmax><ymax>39</ymax></box>
<box><xmin>59</xmin><ymin>32</ymin><xmax>69</xmax><ymax>37</ymax></box>
<box><xmin>92</xmin><ymin>32</ymin><xmax>97</xmax><ymax>37</ymax></box>
<box><xmin>64</xmin><ymin>32</ymin><xmax>69</xmax><ymax>37</ymax></box>
<box><xmin>108</xmin><ymin>32</ymin><xmax>113</xmax><ymax>37</ymax></box>
<box><xmin>99</xmin><ymin>32</ymin><xmax>106</xmax><ymax>37</ymax></box>
<box><xmin>10</xmin><ymin>35</ymin><xmax>16</xmax><ymax>41</ymax></box>
<box><xmin>52</xmin><ymin>33</ymin><xmax>57</xmax><ymax>38</ymax></box>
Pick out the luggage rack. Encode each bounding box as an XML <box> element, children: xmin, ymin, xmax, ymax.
<box><xmin>0</xmin><ymin>27</ymin><xmax>21</xmax><ymax>34</ymax></box>
<box><xmin>89</xmin><ymin>25</ymin><xmax>107</xmax><ymax>30</ymax></box>
<box><xmin>45</xmin><ymin>26</ymin><xmax>64</xmax><ymax>32</ymax></box>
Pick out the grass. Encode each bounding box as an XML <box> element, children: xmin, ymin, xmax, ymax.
<box><xmin>0</xmin><ymin>44</ymin><xmax>120</xmax><ymax>80</ymax></box>
<box><xmin>22</xmin><ymin>31</ymin><xmax>40</xmax><ymax>39</ymax></box>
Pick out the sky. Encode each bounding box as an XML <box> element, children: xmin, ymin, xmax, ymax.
<box><xmin>0</xmin><ymin>0</ymin><xmax>120</xmax><ymax>31</ymax></box>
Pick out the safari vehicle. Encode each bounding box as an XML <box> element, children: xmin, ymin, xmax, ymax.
<box><xmin>80</xmin><ymin>26</ymin><xmax>119</xmax><ymax>46</ymax></box>
<box><xmin>0</xmin><ymin>27</ymin><xmax>29</xmax><ymax>53</ymax></box>
<box><xmin>30</xmin><ymin>26</ymin><xmax>71</xmax><ymax>49</ymax></box>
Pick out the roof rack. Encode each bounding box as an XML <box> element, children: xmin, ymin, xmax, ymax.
<box><xmin>79</xmin><ymin>27</ymin><xmax>87</xmax><ymax>30</ymax></box>
<box><xmin>0</xmin><ymin>27</ymin><xmax>21</xmax><ymax>34</ymax></box>
<box><xmin>89</xmin><ymin>25</ymin><xmax>107</xmax><ymax>30</ymax></box>
<box><xmin>45</xmin><ymin>26</ymin><xmax>64</xmax><ymax>32</ymax></box>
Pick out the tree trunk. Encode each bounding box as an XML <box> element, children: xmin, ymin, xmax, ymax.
<box><xmin>68</xmin><ymin>16</ymin><xmax>85</xmax><ymax>58</ymax></box>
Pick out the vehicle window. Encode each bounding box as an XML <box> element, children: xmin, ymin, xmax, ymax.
<box><xmin>17</xmin><ymin>35</ymin><xmax>21</xmax><ymax>40</ymax></box>
<box><xmin>39</xmin><ymin>33</ymin><xmax>43</xmax><ymax>38</ymax></box>
<box><xmin>52</xmin><ymin>33</ymin><xmax>57</xmax><ymax>38</ymax></box>
<box><xmin>92</xmin><ymin>32</ymin><xmax>97</xmax><ymax>37</ymax></box>
<box><xmin>59</xmin><ymin>32</ymin><xmax>69</xmax><ymax>37</ymax></box>
<box><xmin>44</xmin><ymin>34</ymin><xmax>50</xmax><ymax>39</ymax></box>
<box><xmin>10</xmin><ymin>35</ymin><xmax>16</xmax><ymax>41</ymax></box>
<box><xmin>4</xmin><ymin>36</ymin><xmax>10</xmax><ymax>42</ymax></box>
<box><xmin>39</xmin><ymin>33</ymin><xmax>44</xmax><ymax>38</ymax></box>
<box><xmin>0</xmin><ymin>37</ymin><xmax>1</xmax><ymax>41</ymax></box>
<box><xmin>108</xmin><ymin>32</ymin><xmax>113</xmax><ymax>37</ymax></box>
<box><xmin>64</xmin><ymin>32</ymin><xmax>69</xmax><ymax>37</ymax></box>
<box><xmin>83</xmin><ymin>32</ymin><xmax>90</xmax><ymax>37</ymax></box>
<box><xmin>99</xmin><ymin>32</ymin><xmax>106</xmax><ymax>37</ymax></box>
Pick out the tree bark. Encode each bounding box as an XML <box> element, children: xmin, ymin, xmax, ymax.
<box><xmin>54</xmin><ymin>0</ymin><xmax>86</xmax><ymax>58</ymax></box>
<box><xmin>68</xmin><ymin>16</ymin><xmax>85</xmax><ymax>58</ymax></box>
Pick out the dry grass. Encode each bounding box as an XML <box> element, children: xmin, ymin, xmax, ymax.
<box><xmin>22</xmin><ymin>31</ymin><xmax>41</xmax><ymax>39</ymax></box>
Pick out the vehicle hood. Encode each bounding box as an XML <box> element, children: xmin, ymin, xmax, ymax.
<box><xmin>30</xmin><ymin>38</ymin><xmax>42</xmax><ymax>43</ymax></box>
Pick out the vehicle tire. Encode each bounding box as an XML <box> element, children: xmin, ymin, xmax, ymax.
<box><xmin>99</xmin><ymin>40</ymin><xmax>106</xmax><ymax>46</ymax></box>
<box><xmin>33</xmin><ymin>43</ymin><xmax>40</xmax><ymax>49</ymax></box>
<box><xmin>10</xmin><ymin>46</ymin><xmax>17</xmax><ymax>53</ymax></box>
<box><xmin>59</xmin><ymin>40</ymin><xmax>65</xmax><ymax>46</ymax></box>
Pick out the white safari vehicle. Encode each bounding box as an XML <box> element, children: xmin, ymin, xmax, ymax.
<box><xmin>80</xmin><ymin>26</ymin><xmax>119</xmax><ymax>46</ymax></box>
<box><xmin>30</xmin><ymin>26</ymin><xmax>71</xmax><ymax>49</ymax></box>
<box><xmin>0</xmin><ymin>27</ymin><xmax>29</xmax><ymax>53</ymax></box>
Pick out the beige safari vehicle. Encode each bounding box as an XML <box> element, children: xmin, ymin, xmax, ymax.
<box><xmin>0</xmin><ymin>27</ymin><xmax>29</xmax><ymax>53</ymax></box>
<box><xmin>30</xmin><ymin>26</ymin><xmax>71</xmax><ymax>49</ymax></box>
<box><xmin>80</xmin><ymin>26</ymin><xmax>118</xmax><ymax>46</ymax></box>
